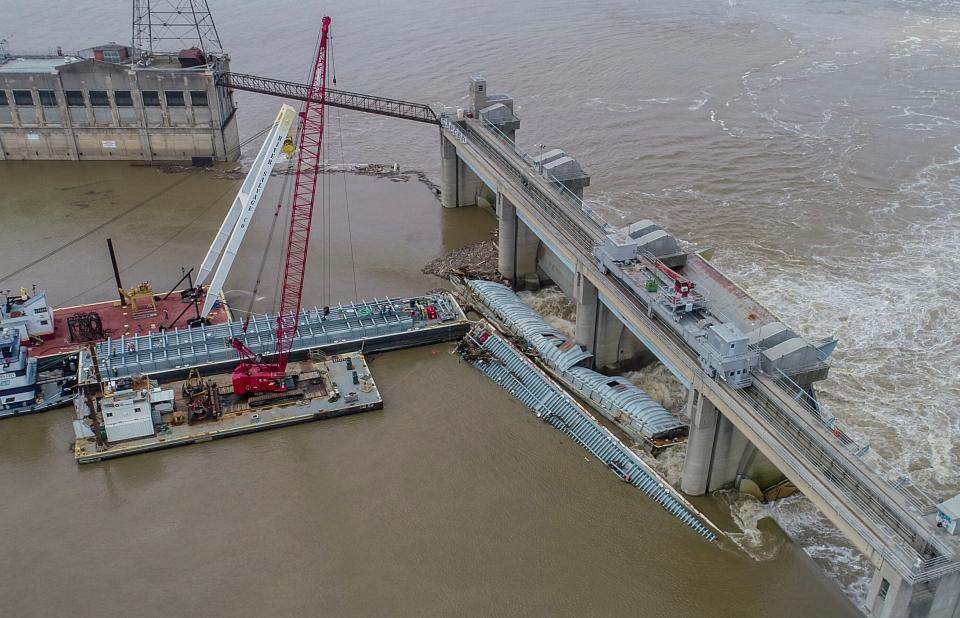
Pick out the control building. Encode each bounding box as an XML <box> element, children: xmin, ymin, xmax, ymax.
<box><xmin>0</xmin><ymin>43</ymin><xmax>240</xmax><ymax>162</ymax></box>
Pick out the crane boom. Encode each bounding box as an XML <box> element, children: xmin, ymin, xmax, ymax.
<box><xmin>230</xmin><ymin>16</ymin><xmax>332</xmax><ymax>396</ymax></box>
<box><xmin>196</xmin><ymin>104</ymin><xmax>297</xmax><ymax>317</ymax></box>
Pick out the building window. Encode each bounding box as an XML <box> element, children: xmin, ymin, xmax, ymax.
<box><xmin>114</xmin><ymin>90</ymin><xmax>133</xmax><ymax>107</ymax></box>
<box><xmin>38</xmin><ymin>90</ymin><xmax>57</xmax><ymax>106</ymax></box>
<box><xmin>190</xmin><ymin>90</ymin><xmax>208</xmax><ymax>106</ymax></box>
<box><xmin>89</xmin><ymin>90</ymin><xmax>110</xmax><ymax>107</ymax></box>
<box><xmin>106</xmin><ymin>412</ymin><xmax>113</xmax><ymax>418</ymax></box>
<box><xmin>164</xmin><ymin>91</ymin><xmax>185</xmax><ymax>107</ymax></box>
<box><xmin>65</xmin><ymin>90</ymin><xmax>85</xmax><ymax>106</ymax></box>
<box><xmin>12</xmin><ymin>90</ymin><xmax>33</xmax><ymax>106</ymax></box>
<box><xmin>39</xmin><ymin>320</ymin><xmax>48</xmax><ymax>326</ymax></box>
<box><xmin>142</xmin><ymin>91</ymin><xmax>160</xmax><ymax>107</ymax></box>
<box><xmin>0</xmin><ymin>91</ymin><xmax>7</xmax><ymax>105</ymax></box>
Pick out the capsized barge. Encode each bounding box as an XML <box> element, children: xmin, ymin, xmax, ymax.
<box><xmin>73</xmin><ymin>350</ymin><xmax>380</xmax><ymax>464</ymax></box>
<box><xmin>458</xmin><ymin>323</ymin><xmax>718</xmax><ymax>542</ymax></box>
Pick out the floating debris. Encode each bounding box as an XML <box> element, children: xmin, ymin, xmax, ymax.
<box><xmin>422</xmin><ymin>237</ymin><xmax>500</xmax><ymax>281</ymax></box>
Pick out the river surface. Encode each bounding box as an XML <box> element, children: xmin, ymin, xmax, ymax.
<box><xmin>3</xmin><ymin>0</ymin><xmax>959</xmax><ymax>615</ymax></box>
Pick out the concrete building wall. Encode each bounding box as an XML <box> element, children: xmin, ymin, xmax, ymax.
<box><xmin>0</xmin><ymin>54</ymin><xmax>239</xmax><ymax>162</ymax></box>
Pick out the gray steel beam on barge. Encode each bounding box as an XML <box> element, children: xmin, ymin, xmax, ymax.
<box><xmin>87</xmin><ymin>293</ymin><xmax>467</xmax><ymax>380</ymax></box>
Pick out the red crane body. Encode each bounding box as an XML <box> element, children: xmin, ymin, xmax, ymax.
<box><xmin>232</xmin><ymin>16</ymin><xmax>332</xmax><ymax>396</ymax></box>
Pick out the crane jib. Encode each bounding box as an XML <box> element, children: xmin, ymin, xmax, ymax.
<box><xmin>275</xmin><ymin>15</ymin><xmax>332</xmax><ymax>370</ymax></box>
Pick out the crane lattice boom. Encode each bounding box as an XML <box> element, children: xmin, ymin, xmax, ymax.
<box><xmin>231</xmin><ymin>16</ymin><xmax>332</xmax><ymax>396</ymax></box>
<box><xmin>276</xmin><ymin>15</ymin><xmax>332</xmax><ymax>367</ymax></box>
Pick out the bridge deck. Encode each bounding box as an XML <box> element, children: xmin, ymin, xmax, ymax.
<box><xmin>217</xmin><ymin>72</ymin><xmax>439</xmax><ymax>125</ymax></box>
<box><xmin>447</xmin><ymin>116</ymin><xmax>959</xmax><ymax>583</ymax></box>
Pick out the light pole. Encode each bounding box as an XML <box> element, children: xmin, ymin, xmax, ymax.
<box><xmin>536</xmin><ymin>143</ymin><xmax>545</xmax><ymax>174</ymax></box>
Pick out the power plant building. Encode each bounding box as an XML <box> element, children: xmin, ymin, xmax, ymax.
<box><xmin>0</xmin><ymin>43</ymin><xmax>240</xmax><ymax>162</ymax></box>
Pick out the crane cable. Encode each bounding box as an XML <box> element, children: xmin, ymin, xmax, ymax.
<box><xmin>0</xmin><ymin>118</ymin><xmax>286</xmax><ymax>289</ymax></box>
<box><xmin>0</xmin><ymin>174</ymin><xmax>191</xmax><ymax>286</ymax></box>
<box><xmin>330</xmin><ymin>43</ymin><xmax>359</xmax><ymax>302</ymax></box>
<box><xmin>243</xmin><ymin>159</ymin><xmax>296</xmax><ymax>332</ymax></box>
<box><xmin>52</xmin><ymin>181</ymin><xmax>237</xmax><ymax>307</ymax></box>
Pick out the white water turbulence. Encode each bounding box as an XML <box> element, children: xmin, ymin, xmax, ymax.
<box><xmin>623</xmin><ymin>363</ymin><xmax>688</xmax><ymax>415</ymax></box>
<box><xmin>517</xmin><ymin>288</ymin><xmax>576</xmax><ymax>338</ymax></box>
<box><xmin>768</xmin><ymin>495</ymin><xmax>873</xmax><ymax>611</ymax></box>
<box><xmin>715</xmin><ymin>491</ymin><xmax>787</xmax><ymax>563</ymax></box>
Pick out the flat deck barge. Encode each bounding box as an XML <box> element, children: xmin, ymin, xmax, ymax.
<box><xmin>75</xmin><ymin>351</ymin><xmax>381</xmax><ymax>463</ymax></box>
<box><xmin>32</xmin><ymin>292</ymin><xmax>233</xmax><ymax>359</ymax></box>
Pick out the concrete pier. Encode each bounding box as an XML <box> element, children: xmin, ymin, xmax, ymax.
<box><xmin>929</xmin><ymin>572</ymin><xmax>960</xmax><ymax>618</ymax></box>
<box><xmin>574</xmin><ymin>271</ymin><xmax>598</xmax><ymax>361</ymax></box>
<box><xmin>497</xmin><ymin>194</ymin><xmax>540</xmax><ymax>289</ymax></box>
<box><xmin>680</xmin><ymin>387</ymin><xmax>753</xmax><ymax>494</ymax></box>
<box><xmin>440</xmin><ymin>134</ymin><xmax>458</xmax><ymax>208</ymax></box>
<box><xmin>868</xmin><ymin>562</ymin><xmax>916</xmax><ymax>618</ymax></box>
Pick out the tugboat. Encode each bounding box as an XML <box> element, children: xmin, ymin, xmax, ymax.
<box><xmin>1</xmin><ymin>287</ymin><xmax>54</xmax><ymax>343</ymax></box>
<box><xmin>0</xmin><ymin>327</ymin><xmax>75</xmax><ymax>418</ymax></box>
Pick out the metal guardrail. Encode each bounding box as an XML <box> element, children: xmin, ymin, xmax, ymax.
<box><xmin>771</xmin><ymin>366</ymin><xmax>940</xmax><ymax>517</ymax></box>
<box><xmin>602</xmin><ymin>274</ymin><xmax>957</xmax><ymax>581</ymax></box>
<box><xmin>218</xmin><ymin>72</ymin><xmax>440</xmax><ymax>125</ymax></box>
<box><xmin>475</xmin><ymin>116</ymin><xmax>613</xmax><ymax>234</ymax></box>
<box><xmin>448</xmin><ymin>118</ymin><xmax>599</xmax><ymax>253</ymax></box>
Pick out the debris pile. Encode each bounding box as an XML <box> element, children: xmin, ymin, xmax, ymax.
<box><xmin>422</xmin><ymin>238</ymin><xmax>500</xmax><ymax>281</ymax></box>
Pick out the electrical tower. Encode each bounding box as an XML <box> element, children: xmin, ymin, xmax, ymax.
<box><xmin>132</xmin><ymin>0</ymin><xmax>223</xmax><ymax>57</ymax></box>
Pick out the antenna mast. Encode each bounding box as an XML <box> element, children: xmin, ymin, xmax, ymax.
<box><xmin>132</xmin><ymin>0</ymin><xmax>224</xmax><ymax>56</ymax></box>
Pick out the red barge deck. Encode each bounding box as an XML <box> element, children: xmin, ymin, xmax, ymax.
<box><xmin>30</xmin><ymin>292</ymin><xmax>232</xmax><ymax>359</ymax></box>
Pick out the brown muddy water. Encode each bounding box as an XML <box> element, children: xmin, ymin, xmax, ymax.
<box><xmin>0</xmin><ymin>162</ymin><xmax>857</xmax><ymax>616</ymax></box>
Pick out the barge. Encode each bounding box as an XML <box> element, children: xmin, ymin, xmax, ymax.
<box><xmin>74</xmin><ymin>350</ymin><xmax>381</xmax><ymax>463</ymax></box>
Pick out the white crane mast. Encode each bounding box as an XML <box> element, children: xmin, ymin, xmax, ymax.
<box><xmin>197</xmin><ymin>104</ymin><xmax>297</xmax><ymax>317</ymax></box>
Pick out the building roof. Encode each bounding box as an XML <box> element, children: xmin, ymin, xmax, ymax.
<box><xmin>940</xmin><ymin>494</ymin><xmax>960</xmax><ymax>519</ymax></box>
<box><xmin>0</xmin><ymin>56</ymin><xmax>82</xmax><ymax>74</ymax></box>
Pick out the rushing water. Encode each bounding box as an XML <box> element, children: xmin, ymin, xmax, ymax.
<box><xmin>3</xmin><ymin>0</ymin><xmax>959</xmax><ymax>614</ymax></box>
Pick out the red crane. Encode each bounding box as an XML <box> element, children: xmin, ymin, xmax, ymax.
<box><xmin>230</xmin><ymin>15</ymin><xmax>332</xmax><ymax>396</ymax></box>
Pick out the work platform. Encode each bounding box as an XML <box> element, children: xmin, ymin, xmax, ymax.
<box><xmin>74</xmin><ymin>352</ymin><xmax>381</xmax><ymax>464</ymax></box>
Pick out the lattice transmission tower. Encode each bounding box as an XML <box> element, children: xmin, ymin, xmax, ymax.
<box><xmin>132</xmin><ymin>0</ymin><xmax>223</xmax><ymax>56</ymax></box>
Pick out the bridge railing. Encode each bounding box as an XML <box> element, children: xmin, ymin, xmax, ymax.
<box><xmin>601</xmin><ymin>273</ymin><xmax>957</xmax><ymax>580</ymax></box>
<box><xmin>448</xmin><ymin>117</ymin><xmax>598</xmax><ymax>253</ymax></box>
<box><xmin>770</xmin><ymin>365</ymin><xmax>940</xmax><ymax>517</ymax></box>
<box><xmin>475</xmin><ymin>116</ymin><xmax>613</xmax><ymax>235</ymax></box>
<box><xmin>729</xmin><ymin>382</ymin><xmax>958</xmax><ymax>582</ymax></box>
